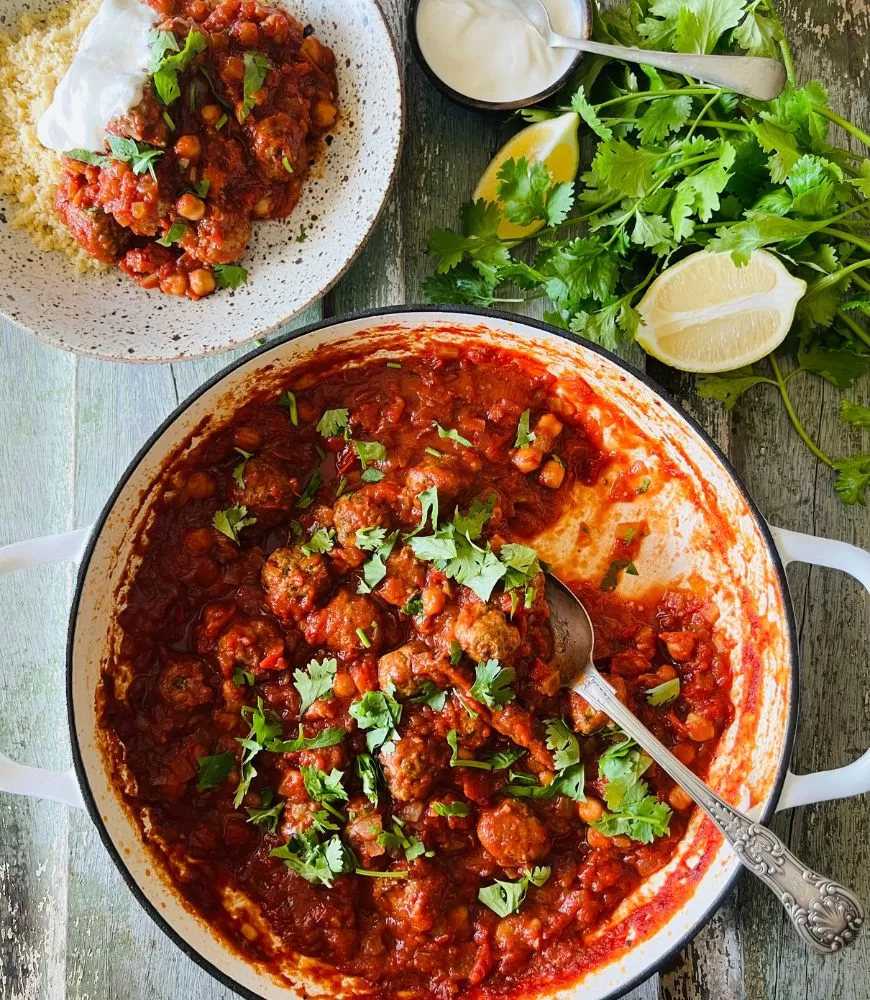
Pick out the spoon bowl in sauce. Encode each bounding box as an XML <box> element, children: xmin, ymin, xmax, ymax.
<box><xmin>409</xmin><ymin>0</ymin><xmax>591</xmax><ymax>111</ymax></box>
<box><xmin>545</xmin><ymin>573</ymin><xmax>865</xmax><ymax>954</ymax></box>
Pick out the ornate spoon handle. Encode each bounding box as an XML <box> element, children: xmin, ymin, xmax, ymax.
<box><xmin>576</xmin><ymin>669</ymin><xmax>865</xmax><ymax>953</ymax></box>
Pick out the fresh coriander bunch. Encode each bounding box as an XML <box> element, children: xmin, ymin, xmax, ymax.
<box><xmin>424</xmin><ymin>0</ymin><xmax>870</xmax><ymax>504</ymax></box>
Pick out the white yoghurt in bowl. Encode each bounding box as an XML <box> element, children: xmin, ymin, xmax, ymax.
<box><xmin>415</xmin><ymin>0</ymin><xmax>584</xmax><ymax>104</ymax></box>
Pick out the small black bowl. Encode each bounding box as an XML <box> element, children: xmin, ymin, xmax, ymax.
<box><xmin>407</xmin><ymin>0</ymin><xmax>592</xmax><ymax>112</ymax></box>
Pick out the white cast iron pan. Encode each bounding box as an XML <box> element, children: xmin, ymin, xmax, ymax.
<box><xmin>2</xmin><ymin>307</ymin><xmax>870</xmax><ymax>1000</ymax></box>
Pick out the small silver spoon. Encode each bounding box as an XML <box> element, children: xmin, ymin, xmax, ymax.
<box><xmin>546</xmin><ymin>573</ymin><xmax>864</xmax><ymax>953</ymax></box>
<box><xmin>511</xmin><ymin>0</ymin><xmax>786</xmax><ymax>101</ymax></box>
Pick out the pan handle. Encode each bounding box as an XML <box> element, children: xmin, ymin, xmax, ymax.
<box><xmin>769</xmin><ymin>525</ymin><xmax>870</xmax><ymax>811</ymax></box>
<box><xmin>0</xmin><ymin>527</ymin><xmax>92</xmax><ymax>810</ymax></box>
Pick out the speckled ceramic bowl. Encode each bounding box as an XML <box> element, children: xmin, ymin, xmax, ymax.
<box><xmin>0</xmin><ymin>0</ymin><xmax>403</xmax><ymax>362</ymax></box>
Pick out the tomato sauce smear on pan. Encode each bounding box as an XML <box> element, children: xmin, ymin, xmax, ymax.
<box><xmin>100</xmin><ymin>345</ymin><xmax>734</xmax><ymax>999</ymax></box>
<box><xmin>55</xmin><ymin>0</ymin><xmax>337</xmax><ymax>299</ymax></box>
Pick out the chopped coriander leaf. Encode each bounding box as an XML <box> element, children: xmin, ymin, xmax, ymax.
<box><xmin>106</xmin><ymin>136</ymin><xmax>164</xmax><ymax>180</ymax></box>
<box><xmin>386</xmin><ymin>361</ymin><xmax>402</xmax><ymax>369</ymax></box>
<box><xmin>504</xmin><ymin>763</ymin><xmax>585</xmax><ymax>802</ymax></box>
<box><xmin>300</xmin><ymin>764</ymin><xmax>348</xmax><ymax>806</ymax></box>
<box><xmin>545</xmin><ymin>718</ymin><xmax>580</xmax><ymax>770</ymax></box>
<box><xmin>297</xmin><ymin>226</ymin><xmax>308</xmax><ymax>243</ymax></box>
<box><xmin>193</xmin><ymin>177</ymin><xmax>210</xmax><ymax>198</ymax></box>
<box><xmin>486</xmin><ymin>747</ymin><xmax>526</xmax><ymax>770</ymax></box>
<box><xmin>63</xmin><ymin>148</ymin><xmax>108</xmax><ymax>167</ymax></box>
<box><xmin>449</xmin><ymin>641</ymin><xmax>463</xmax><ymax>665</ymax></box>
<box><xmin>293</xmin><ymin>657</ymin><xmax>337</xmax><ymax>716</ymax></box>
<box><xmin>317</xmin><ymin>408</ymin><xmax>349</xmax><ymax>438</ymax></box>
<box><xmin>377</xmin><ymin>819</ymin><xmax>433</xmax><ymax>861</ymax></box>
<box><xmin>234</xmin><ymin>697</ymin><xmax>283</xmax><ymax>807</ymax></box>
<box><xmin>245</xmin><ymin>795</ymin><xmax>283</xmax><ymax>833</ymax></box>
<box><xmin>278</xmin><ymin>390</ymin><xmax>299</xmax><ymax>425</ymax></box>
<box><xmin>600</xmin><ymin>559</ymin><xmax>638</xmax><ymax>592</ymax></box>
<box><xmin>301</xmin><ymin>527</ymin><xmax>335</xmax><ymax>555</ymax></box>
<box><xmin>232</xmin><ymin>666</ymin><xmax>255</xmax><ymax>687</ymax></box>
<box><xmin>637</xmin><ymin>477</ymin><xmax>651</xmax><ymax>494</ymax></box>
<box><xmin>282</xmin><ymin>155</ymin><xmax>293</xmax><ymax>173</ymax></box>
<box><xmin>355</xmin><ymin>868</ymin><xmax>409</xmax><ymax>878</ymax></box>
<box><xmin>469</xmin><ymin>659</ymin><xmax>516</xmax><ymax>710</ymax></box>
<box><xmin>446</xmin><ymin>730</ymin><xmax>521</xmax><ymax>770</ymax></box>
<box><xmin>150</xmin><ymin>29</ymin><xmax>206</xmax><ymax>105</ymax></box>
<box><xmin>232</xmin><ymin>447</ymin><xmax>253</xmax><ymax>489</ymax></box>
<box><xmin>424</xmin><ymin>447</ymin><xmax>443</xmax><ymax>458</ymax></box>
<box><xmin>356</xmin><ymin>753</ymin><xmax>382</xmax><ymax>806</ymax></box>
<box><xmin>212</xmin><ymin>505</ymin><xmax>256</xmax><ymax>544</ymax></box>
<box><xmin>196</xmin><ymin>751</ymin><xmax>234</xmax><ymax>791</ymax></box>
<box><xmin>356</xmin><ymin>627</ymin><xmax>372</xmax><ymax>648</ymax></box>
<box><xmin>266</xmin><ymin>726</ymin><xmax>345</xmax><ymax>753</ymax></box>
<box><xmin>592</xmin><ymin>736</ymin><xmax>672</xmax><ymax>843</ymax></box>
<box><xmin>162</xmin><ymin>110</ymin><xmax>175</xmax><ymax>130</ymax></box>
<box><xmin>409</xmin><ymin>680</ymin><xmax>447</xmax><ymax>711</ymax></box>
<box><xmin>515</xmin><ymin>409</ymin><xmax>536</xmax><ymax>448</ymax></box>
<box><xmin>215</xmin><ymin>112</ymin><xmax>228</xmax><ymax>130</ymax></box>
<box><xmin>155</xmin><ymin>220</ymin><xmax>188</xmax><ymax>247</ymax></box>
<box><xmin>478</xmin><ymin>867</ymin><xmax>549</xmax><ymax>918</ymax></box>
<box><xmin>413</xmin><ymin>486</ymin><xmax>439</xmax><ymax>535</ymax></box>
<box><xmin>354</xmin><ymin>440</ymin><xmax>387</xmax><ymax>470</ymax></box>
<box><xmin>357</xmin><ymin>530</ymin><xmax>399</xmax><ymax>594</ymax></box>
<box><xmin>361</xmin><ymin>468</ymin><xmax>384</xmax><ymax>483</ymax></box>
<box><xmin>213</xmin><ymin>263</ymin><xmax>247</xmax><ymax>289</ymax></box>
<box><xmin>646</xmin><ymin>677</ymin><xmax>680</xmax><ymax>706</ymax></box>
<box><xmin>355</xmin><ymin>526</ymin><xmax>388</xmax><ymax>550</ymax></box>
<box><xmin>239</xmin><ymin>50</ymin><xmax>271</xmax><ymax>121</ymax></box>
<box><xmin>400</xmin><ymin>594</ymin><xmax>424</xmax><ymax>617</ymax></box>
<box><xmin>315</xmin><ymin>444</ymin><xmax>326</xmax><ymax>460</ymax></box>
<box><xmin>350</xmin><ymin>691</ymin><xmax>402</xmax><ymax>753</ymax></box>
<box><xmin>335</xmin><ymin>475</ymin><xmax>349</xmax><ymax>498</ymax></box>
<box><xmin>272</xmin><ymin>830</ymin><xmax>354</xmax><ymax>886</ymax></box>
<box><xmin>433</xmin><ymin>421</ymin><xmax>472</xmax><ymax>448</ymax></box>
<box><xmin>432</xmin><ymin>801</ymin><xmax>469</xmax><ymax>818</ymax></box>
<box><xmin>296</xmin><ymin>468</ymin><xmax>321</xmax><ymax>510</ymax></box>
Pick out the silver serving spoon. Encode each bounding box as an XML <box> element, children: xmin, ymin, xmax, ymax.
<box><xmin>511</xmin><ymin>0</ymin><xmax>787</xmax><ymax>101</ymax></box>
<box><xmin>546</xmin><ymin>573</ymin><xmax>864</xmax><ymax>953</ymax></box>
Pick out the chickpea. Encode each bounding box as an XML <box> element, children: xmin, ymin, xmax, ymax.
<box><xmin>669</xmin><ymin>785</ymin><xmax>694</xmax><ymax>811</ymax></box>
<box><xmin>577</xmin><ymin>796</ymin><xmax>605</xmax><ymax>825</ymax></box>
<box><xmin>200</xmin><ymin>104</ymin><xmax>222</xmax><ymax>125</ymax></box>
<box><xmin>160</xmin><ymin>273</ymin><xmax>188</xmax><ymax>296</ymax></box>
<box><xmin>188</xmin><ymin>0</ymin><xmax>208</xmax><ymax>19</ymax></box>
<box><xmin>253</xmin><ymin>195</ymin><xmax>272</xmax><ymax>217</ymax></box>
<box><xmin>176</xmin><ymin>193</ymin><xmax>206</xmax><ymax>221</ymax></box>
<box><xmin>188</xmin><ymin>268</ymin><xmax>216</xmax><ymax>297</ymax></box>
<box><xmin>312</xmin><ymin>101</ymin><xmax>338</xmax><ymax>128</ymax></box>
<box><xmin>685</xmin><ymin>711</ymin><xmax>716</xmax><ymax>742</ymax></box>
<box><xmin>656</xmin><ymin>664</ymin><xmax>679</xmax><ymax>682</ymax></box>
<box><xmin>421</xmin><ymin>585</ymin><xmax>446</xmax><ymax>617</ymax></box>
<box><xmin>237</xmin><ymin>20</ymin><xmax>259</xmax><ymax>46</ymax></box>
<box><xmin>261</xmin><ymin>12</ymin><xmax>288</xmax><ymax>42</ymax></box>
<box><xmin>174</xmin><ymin>134</ymin><xmax>202</xmax><ymax>162</ymax></box>
<box><xmin>587</xmin><ymin>827</ymin><xmax>612</xmax><ymax>850</ymax></box>
<box><xmin>538</xmin><ymin>458</ymin><xmax>565</xmax><ymax>489</ymax></box>
<box><xmin>512</xmin><ymin>446</ymin><xmax>542</xmax><ymax>473</ymax></box>
<box><xmin>672</xmin><ymin>742</ymin><xmax>697</xmax><ymax>765</ymax></box>
<box><xmin>131</xmin><ymin>201</ymin><xmax>148</xmax><ymax>220</ymax></box>
<box><xmin>187</xmin><ymin>471</ymin><xmax>216</xmax><ymax>499</ymax></box>
<box><xmin>332</xmin><ymin>672</ymin><xmax>357</xmax><ymax>698</ymax></box>
<box><xmin>233</xmin><ymin>425</ymin><xmax>262</xmax><ymax>451</ymax></box>
<box><xmin>223</xmin><ymin>55</ymin><xmax>246</xmax><ymax>81</ymax></box>
<box><xmin>184</xmin><ymin>526</ymin><xmax>213</xmax><ymax>555</ymax></box>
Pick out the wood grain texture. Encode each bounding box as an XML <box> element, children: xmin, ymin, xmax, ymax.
<box><xmin>0</xmin><ymin>0</ymin><xmax>868</xmax><ymax>996</ymax></box>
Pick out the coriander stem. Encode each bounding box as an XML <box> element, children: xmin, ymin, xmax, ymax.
<box><xmin>821</xmin><ymin>228</ymin><xmax>870</xmax><ymax>253</ymax></box>
<box><xmin>853</xmin><ymin>274</ymin><xmax>870</xmax><ymax>293</ymax></box>
<box><xmin>813</xmin><ymin>258</ymin><xmax>870</xmax><ymax>292</ymax></box>
<box><xmin>686</xmin><ymin>93</ymin><xmax>722</xmax><ymax>142</ymax></box>
<box><xmin>815</xmin><ymin>107</ymin><xmax>870</xmax><ymax>149</ymax></box>
<box><xmin>770</xmin><ymin>356</ymin><xmax>833</xmax><ymax>467</ymax></box>
<box><xmin>593</xmin><ymin>87</ymin><xmax>719</xmax><ymax>113</ymax></box>
<box><xmin>836</xmin><ymin>308</ymin><xmax>870</xmax><ymax>350</ymax></box>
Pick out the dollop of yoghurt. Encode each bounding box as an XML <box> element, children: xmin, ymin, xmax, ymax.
<box><xmin>415</xmin><ymin>0</ymin><xmax>584</xmax><ymax>104</ymax></box>
<box><xmin>37</xmin><ymin>0</ymin><xmax>156</xmax><ymax>154</ymax></box>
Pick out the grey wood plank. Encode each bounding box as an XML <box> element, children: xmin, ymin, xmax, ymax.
<box><xmin>0</xmin><ymin>326</ymin><xmax>74</xmax><ymax>1000</ymax></box>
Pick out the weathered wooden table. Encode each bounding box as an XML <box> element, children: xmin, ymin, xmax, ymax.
<box><xmin>2</xmin><ymin>1</ymin><xmax>869</xmax><ymax>997</ymax></box>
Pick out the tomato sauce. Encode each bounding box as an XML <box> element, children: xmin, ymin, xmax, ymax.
<box><xmin>55</xmin><ymin>0</ymin><xmax>337</xmax><ymax>299</ymax></box>
<box><xmin>100</xmin><ymin>347</ymin><xmax>734</xmax><ymax>998</ymax></box>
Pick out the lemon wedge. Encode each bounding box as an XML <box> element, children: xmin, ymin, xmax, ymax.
<box><xmin>473</xmin><ymin>111</ymin><xmax>580</xmax><ymax>240</ymax></box>
<box><xmin>635</xmin><ymin>250</ymin><xmax>806</xmax><ymax>373</ymax></box>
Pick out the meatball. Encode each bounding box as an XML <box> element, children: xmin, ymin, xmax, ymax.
<box><xmin>215</xmin><ymin>616</ymin><xmax>286</xmax><ymax>678</ymax></box>
<box><xmin>454</xmin><ymin>605</ymin><xmax>521</xmax><ymax>663</ymax></box>
<box><xmin>344</xmin><ymin>797</ymin><xmax>386</xmax><ymax>866</ymax></box>
<box><xmin>376</xmin><ymin>545</ymin><xmax>426</xmax><ymax>607</ymax></box>
<box><xmin>156</xmin><ymin>653</ymin><xmax>214</xmax><ymax>709</ymax></box>
<box><xmin>377</xmin><ymin>641</ymin><xmax>453</xmax><ymax>698</ymax></box>
<box><xmin>477</xmin><ymin>800</ymin><xmax>551</xmax><ymax>867</ymax></box>
<box><xmin>55</xmin><ymin>190</ymin><xmax>130</xmax><ymax>263</ymax></box>
<box><xmin>187</xmin><ymin>204</ymin><xmax>252</xmax><ymax>264</ymax></box>
<box><xmin>440</xmin><ymin>694</ymin><xmax>492</xmax><ymax>750</ymax></box>
<box><xmin>333</xmin><ymin>489</ymin><xmax>393</xmax><ymax>547</ymax></box>
<box><xmin>249</xmin><ymin>113</ymin><xmax>308</xmax><ymax>180</ymax></box>
<box><xmin>405</xmin><ymin>454</ymin><xmax>475</xmax><ymax>508</ymax></box>
<box><xmin>381</xmin><ymin>733</ymin><xmax>446</xmax><ymax>803</ymax></box>
<box><xmin>371</xmin><ymin>862</ymin><xmax>447</xmax><ymax>933</ymax></box>
<box><xmin>228</xmin><ymin>453</ymin><xmax>299</xmax><ymax>523</ymax></box>
<box><xmin>303</xmin><ymin>587</ymin><xmax>386</xmax><ymax>654</ymax></box>
<box><xmin>262</xmin><ymin>546</ymin><xmax>331</xmax><ymax>621</ymax></box>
